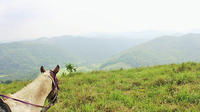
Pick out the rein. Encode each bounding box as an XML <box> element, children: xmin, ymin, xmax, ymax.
<box><xmin>0</xmin><ymin>71</ymin><xmax>59</xmax><ymax>112</ymax></box>
<box><xmin>0</xmin><ymin>94</ymin><xmax>47</xmax><ymax>108</ymax></box>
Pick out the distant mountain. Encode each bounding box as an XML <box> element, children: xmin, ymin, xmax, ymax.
<box><xmin>0</xmin><ymin>35</ymin><xmax>148</xmax><ymax>81</ymax></box>
<box><xmin>47</xmin><ymin>36</ymin><xmax>148</xmax><ymax>64</ymax></box>
<box><xmin>101</xmin><ymin>33</ymin><xmax>200</xmax><ymax>69</ymax></box>
<box><xmin>83</xmin><ymin>31</ymin><xmax>178</xmax><ymax>39</ymax></box>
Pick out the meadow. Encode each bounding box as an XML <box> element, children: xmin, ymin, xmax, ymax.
<box><xmin>0</xmin><ymin>62</ymin><xmax>200</xmax><ymax>112</ymax></box>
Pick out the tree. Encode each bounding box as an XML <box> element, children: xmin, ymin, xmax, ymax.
<box><xmin>4</xmin><ymin>80</ymin><xmax>12</xmax><ymax>84</ymax></box>
<box><xmin>65</xmin><ymin>63</ymin><xmax>77</xmax><ymax>74</ymax></box>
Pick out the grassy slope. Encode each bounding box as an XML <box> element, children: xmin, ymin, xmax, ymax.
<box><xmin>1</xmin><ymin>62</ymin><xmax>200</xmax><ymax>111</ymax></box>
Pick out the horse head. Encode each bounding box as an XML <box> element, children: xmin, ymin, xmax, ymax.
<box><xmin>40</xmin><ymin>65</ymin><xmax>60</xmax><ymax>106</ymax></box>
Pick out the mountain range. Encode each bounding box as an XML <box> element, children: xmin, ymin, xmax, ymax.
<box><xmin>0</xmin><ymin>35</ymin><xmax>147</xmax><ymax>81</ymax></box>
<box><xmin>101</xmin><ymin>33</ymin><xmax>200</xmax><ymax>69</ymax></box>
<box><xmin>0</xmin><ymin>33</ymin><xmax>200</xmax><ymax>81</ymax></box>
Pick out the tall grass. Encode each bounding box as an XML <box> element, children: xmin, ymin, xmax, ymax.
<box><xmin>0</xmin><ymin>62</ymin><xmax>200</xmax><ymax>111</ymax></box>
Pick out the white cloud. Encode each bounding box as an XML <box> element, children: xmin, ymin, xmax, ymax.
<box><xmin>0</xmin><ymin>0</ymin><xmax>200</xmax><ymax>41</ymax></box>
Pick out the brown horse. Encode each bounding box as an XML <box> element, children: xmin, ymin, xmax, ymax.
<box><xmin>0</xmin><ymin>65</ymin><xmax>60</xmax><ymax>112</ymax></box>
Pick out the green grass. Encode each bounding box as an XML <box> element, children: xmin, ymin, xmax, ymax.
<box><xmin>0</xmin><ymin>75</ymin><xmax>8</xmax><ymax>78</ymax></box>
<box><xmin>1</xmin><ymin>62</ymin><xmax>200</xmax><ymax>111</ymax></box>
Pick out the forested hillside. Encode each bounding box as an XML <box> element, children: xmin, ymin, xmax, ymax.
<box><xmin>101</xmin><ymin>34</ymin><xmax>200</xmax><ymax>69</ymax></box>
<box><xmin>1</xmin><ymin>62</ymin><xmax>200</xmax><ymax>111</ymax></box>
<box><xmin>0</xmin><ymin>35</ymin><xmax>146</xmax><ymax>81</ymax></box>
<box><xmin>0</xmin><ymin>41</ymin><xmax>78</xmax><ymax>81</ymax></box>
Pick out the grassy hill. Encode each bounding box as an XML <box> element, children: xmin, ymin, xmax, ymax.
<box><xmin>101</xmin><ymin>33</ymin><xmax>200</xmax><ymax>70</ymax></box>
<box><xmin>1</xmin><ymin>62</ymin><xmax>200</xmax><ymax>111</ymax></box>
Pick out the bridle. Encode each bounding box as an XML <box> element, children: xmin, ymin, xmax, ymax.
<box><xmin>0</xmin><ymin>71</ymin><xmax>60</xmax><ymax>112</ymax></box>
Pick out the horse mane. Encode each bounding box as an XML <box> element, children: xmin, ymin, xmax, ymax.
<box><xmin>0</xmin><ymin>98</ymin><xmax>11</xmax><ymax>112</ymax></box>
<box><xmin>5</xmin><ymin>72</ymin><xmax>53</xmax><ymax>110</ymax></box>
<box><xmin>15</xmin><ymin>73</ymin><xmax>50</xmax><ymax>92</ymax></box>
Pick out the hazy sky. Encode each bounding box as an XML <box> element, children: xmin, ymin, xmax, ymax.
<box><xmin>0</xmin><ymin>0</ymin><xmax>200</xmax><ymax>41</ymax></box>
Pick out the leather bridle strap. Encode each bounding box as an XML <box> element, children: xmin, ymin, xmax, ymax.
<box><xmin>0</xmin><ymin>94</ymin><xmax>54</xmax><ymax>112</ymax></box>
<box><xmin>0</xmin><ymin>94</ymin><xmax>46</xmax><ymax>108</ymax></box>
<box><xmin>41</xmin><ymin>93</ymin><xmax>58</xmax><ymax>112</ymax></box>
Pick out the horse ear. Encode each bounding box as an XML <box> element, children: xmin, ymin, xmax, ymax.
<box><xmin>53</xmin><ymin>65</ymin><xmax>60</xmax><ymax>74</ymax></box>
<box><xmin>40</xmin><ymin>66</ymin><xmax>46</xmax><ymax>73</ymax></box>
